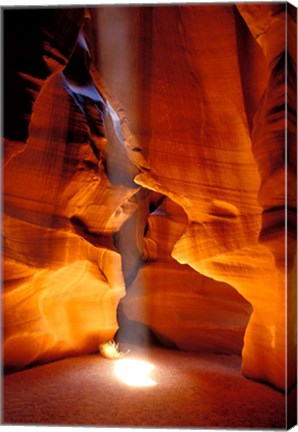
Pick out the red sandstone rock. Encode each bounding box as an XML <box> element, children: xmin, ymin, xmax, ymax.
<box><xmin>3</xmin><ymin>4</ymin><xmax>296</xmax><ymax>392</ymax></box>
<box><xmin>121</xmin><ymin>261</ymin><xmax>252</xmax><ymax>355</ymax></box>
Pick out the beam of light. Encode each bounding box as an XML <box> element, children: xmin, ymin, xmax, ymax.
<box><xmin>114</xmin><ymin>358</ymin><xmax>157</xmax><ymax>387</ymax></box>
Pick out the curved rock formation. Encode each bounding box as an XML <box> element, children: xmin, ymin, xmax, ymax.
<box><xmin>94</xmin><ymin>4</ymin><xmax>296</xmax><ymax>391</ymax></box>
<box><xmin>3</xmin><ymin>9</ymin><xmax>131</xmax><ymax>369</ymax></box>
<box><xmin>3</xmin><ymin>4</ymin><xmax>296</xmax><ymax>392</ymax></box>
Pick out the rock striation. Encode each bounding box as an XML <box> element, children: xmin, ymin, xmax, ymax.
<box><xmin>3</xmin><ymin>4</ymin><xmax>296</xmax><ymax>391</ymax></box>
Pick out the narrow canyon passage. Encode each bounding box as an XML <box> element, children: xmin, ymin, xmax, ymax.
<box><xmin>2</xmin><ymin>3</ymin><xmax>296</xmax><ymax>429</ymax></box>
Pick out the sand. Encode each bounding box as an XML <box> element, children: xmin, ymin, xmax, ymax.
<box><xmin>2</xmin><ymin>344</ymin><xmax>290</xmax><ymax>429</ymax></box>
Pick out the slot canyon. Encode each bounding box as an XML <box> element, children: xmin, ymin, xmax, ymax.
<box><xmin>2</xmin><ymin>3</ymin><xmax>297</xmax><ymax>429</ymax></box>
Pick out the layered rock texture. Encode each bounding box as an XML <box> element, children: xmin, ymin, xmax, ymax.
<box><xmin>3</xmin><ymin>4</ymin><xmax>296</xmax><ymax>391</ymax></box>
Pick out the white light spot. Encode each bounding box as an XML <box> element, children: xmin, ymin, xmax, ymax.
<box><xmin>114</xmin><ymin>358</ymin><xmax>157</xmax><ymax>387</ymax></box>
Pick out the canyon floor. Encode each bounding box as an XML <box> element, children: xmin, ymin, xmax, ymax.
<box><xmin>2</xmin><ymin>343</ymin><xmax>293</xmax><ymax>429</ymax></box>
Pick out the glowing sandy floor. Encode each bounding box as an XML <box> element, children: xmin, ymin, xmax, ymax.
<box><xmin>3</xmin><ymin>344</ymin><xmax>289</xmax><ymax>428</ymax></box>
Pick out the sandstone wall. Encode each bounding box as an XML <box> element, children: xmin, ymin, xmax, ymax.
<box><xmin>3</xmin><ymin>4</ymin><xmax>296</xmax><ymax>391</ymax></box>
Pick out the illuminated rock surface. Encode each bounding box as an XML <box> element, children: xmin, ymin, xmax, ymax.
<box><xmin>120</xmin><ymin>262</ymin><xmax>252</xmax><ymax>354</ymax></box>
<box><xmin>3</xmin><ymin>4</ymin><xmax>296</xmax><ymax>392</ymax></box>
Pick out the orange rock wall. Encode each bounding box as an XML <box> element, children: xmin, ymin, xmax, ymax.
<box><xmin>3</xmin><ymin>4</ymin><xmax>296</xmax><ymax>391</ymax></box>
